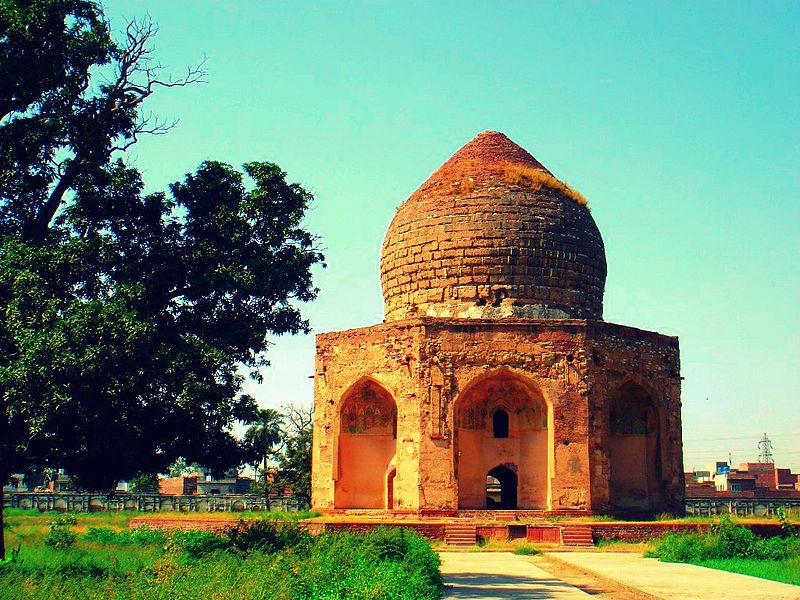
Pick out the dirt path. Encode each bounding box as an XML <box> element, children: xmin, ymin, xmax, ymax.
<box><xmin>531</xmin><ymin>553</ymin><xmax>661</xmax><ymax>600</ymax></box>
<box><xmin>551</xmin><ymin>552</ymin><xmax>800</xmax><ymax>600</ymax></box>
<box><xmin>439</xmin><ymin>551</ymin><xmax>592</xmax><ymax>599</ymax></box>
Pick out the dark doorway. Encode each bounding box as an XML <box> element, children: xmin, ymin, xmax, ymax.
<box><xmin>386</xmin><ymin>466</ymin><xmax>396</xmax><ymax>509</ymax></box>
<box><xmin>492</xmin><ymin>409</ymin><xmax>509</xmax><ymax>438</ymax></box>
<box><xmin>486</xmin><ymin>465</ymin><xmax>517</xmax><ymax>509</ymax></box>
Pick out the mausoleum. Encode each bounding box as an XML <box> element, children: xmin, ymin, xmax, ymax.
<box><xmin>311</xmin><ymin>131</ymin><xmax>684</xmax><ymax>515</ymax></box>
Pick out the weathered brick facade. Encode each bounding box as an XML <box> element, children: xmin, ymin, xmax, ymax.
<box><xmin>312</xmin><ymin>131</ymin><xmax>684</xmax><ymax>515</ymax></box>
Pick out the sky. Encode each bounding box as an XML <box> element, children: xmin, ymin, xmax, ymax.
<box><xmin>105</xmin><ymin>1</ymin><xmax>799</xmax><ymax>470</ymax></box>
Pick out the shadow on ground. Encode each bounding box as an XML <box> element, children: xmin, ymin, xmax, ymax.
<box><xmin>444</xmin><ymin>571</ymin><xmax>589</xmax><ymax>598</ymax></box>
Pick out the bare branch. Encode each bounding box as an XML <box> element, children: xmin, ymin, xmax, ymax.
<box><xmin>282</xmin><ymin>403</ymin><xmax>313</xmax><ymax>434</ymax></box>
<box><xmin>24</xmin><ymin>15</ymin><xmax>207</xmax><ymax>239</ymax></box>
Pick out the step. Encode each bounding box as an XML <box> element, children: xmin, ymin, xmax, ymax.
<box><xmin>560</xmin><ymin>526</ymin><xmax>594</xmax><ymax>547</ymax></box>
<box><xmin>445</xmin><ymin>524</ymin><xmax>477</xmax><ymax>546</ymax></box>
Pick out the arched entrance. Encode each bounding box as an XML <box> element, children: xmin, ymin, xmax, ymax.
<box><xmin>486</xmin><ymin>465</ymin><xmax>517</xmax><ymax>509</ymax></box>
<box><xmin>608</xmin><ymin>381</ymin><xmax>663</xmax><ymax>511</ymax></box>
<box><xmin>335</xmin><ymin>378</ymin><xmax>397</xmax><ymax>508</ymax></box>
<box><xmin>454</xmin><ymin>370</ymin><xmax>548</xmax><ymax>509</ymax></box>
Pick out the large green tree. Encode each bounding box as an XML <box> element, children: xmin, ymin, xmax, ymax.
<box><xmin>0</xmin><ymin>0</ymin><xmax>323</xmax><ymax>559</ymax></box>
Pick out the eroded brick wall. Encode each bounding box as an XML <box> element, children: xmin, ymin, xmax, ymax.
<box><xmin>313</xmin><ymin>317</ymin><xmax>682</xmax><ymax>514</ymax></box>
<box><xmin>585</xmin><ymin>323</ymin><xmax>683</xmax><ymax>514</ymax></box>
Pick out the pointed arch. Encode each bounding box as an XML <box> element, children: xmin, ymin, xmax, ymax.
<box><xmin>454</xmin><ymin>369</ymin><xmax>550</xmax><ymax>509</ymax></box>
<box><xmin>334</xmin><ymin>377</ymin><xmax>397</xmax><ymax>509</ymax></box>
<box><xmin>608</xmin><ymin>380</ymin><xmax>664</xmax><ymax>512</ymax></box>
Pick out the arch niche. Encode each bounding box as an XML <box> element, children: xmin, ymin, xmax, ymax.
<box><xmin>608</xmin><ymin>381</ymin><xmax>663</xmax><ymax>511</ymax></box>
<box><xmin>454</xmin><ymin>370</ymin><xmax>549</xmax><ymax>509</ymax></box>
<box><xmin>334</xmin><ymin>378</ymin><xmax>397</xmax><ymax>509</ymax></box>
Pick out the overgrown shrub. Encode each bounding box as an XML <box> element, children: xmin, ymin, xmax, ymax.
<box><xmin>82</xmin><ymin>527</ymin><xmax>121</xmax><ymax>544</ymax></box>
<box><xmin>44</xmin><ymin>515</ymin><xmax>78</xmax><ymax>550</ymax></box>
<box><xmin>777</xmin><ymin>507</ymin><xmax>799</xmax><ymax>538</ymax></box>
<box><xmin>2</xmin><ymin>517</ymin><xmax>444</xmax><ymax>599</ymax></box>
<box><xmin>363</xmin><ymin>526</ymin><xmax>411</xmax><ymax>560</ymax></box>
<box><xmin>296</xmin><ymin>527</ymin><xmax>443</xmax><ymax>599</ymax></box>
<box><xmin>647</xmin><ymin>516</ymin><xmax>800</xmax><ymax>563</ymax></box>
<box><xmin>169</xmin><ymin>529</ymin><xmax>231</xmax><ymax>559</ymax></box>
<box><xmin>226</xmin><ymin>519</ymin><xmax>311</xmax><ymax>555</ymax></box>
<box><xmin>83</xmin><ymin>525</ymin><xmax>168</xmax><ymax>546</ymax></box>
<box><xmin>128</xmin><ymin>525</ymin><xmax>169</xmax><ymax>546</ymax></box>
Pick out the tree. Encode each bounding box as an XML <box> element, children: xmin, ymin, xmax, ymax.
<box><xmin>277</xmin><ymin>403</ymin><xmax>313</xmax><ymax>508</ymax></box>
<box><xmin>243</xmin><ymin>408</ymin><xmax>284</xmax><ymax>511</ymax></box>
<box><xmin>168</xmin><ymin>458</ymin><xmax>201</xmax><ymax>478</ymax></box>
<box><xmin>0</xmin><ymin>1</ymin><xmax>324</xmax><ymax>559</ymax></box>
<box><xmin>128</xmin><ymin>473</ymin><xmax>159</xmax><ymax>494</ymax></box>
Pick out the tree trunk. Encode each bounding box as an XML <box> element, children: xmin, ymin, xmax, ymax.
<box><xmin>263</xmin><ymin>454</ymin><xmax>271</xmax><ymax>512</ymax></box>
<box><xmin>0</xmin><ymin>484</ymin><xmax>5</xmax><ymax>561</ymax></box>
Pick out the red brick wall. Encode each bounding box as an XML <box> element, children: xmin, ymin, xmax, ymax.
<box><xmin>589</xmin><ymin>522</ymin><xmax>786</xmax><ymax>542</ymax></box>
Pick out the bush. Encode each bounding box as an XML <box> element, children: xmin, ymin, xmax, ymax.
<box><xmin>647</xmin><ymin>517</ymin><xmax>800</xmax><ymax>564</ymax></box>
<box><xmin>363</xmin><ymin>526</ymin><xmax>411</xmax><ymax>561</ymax></box>
<box><xmin>226</xmin><ymin>519</ymin><xmax>311</xmax><ymax>555</ymax></box>
<box><xmin>128</xmin><ymin>525</ymin><xmax>169</xmax><ymax>546</ymax></box>
<box><xmin>646</xmin><ymin>532</ymin><xmax>705</xmax><ymax>562</ymax></box>
<box><xmin>709</xmin><ymin>516</ymin><xmax>758</xmax><ymax>558</ymax></box>
<box><xmin>83</xmin><ymin>525</ymin><xmax>168</xmax><ymax>546</ymax></box>
<box><xmin>297</xmin><ymin>528</ymin><xmax>443</xmax><ymax>599</ymax></box>
<box><xmin>44</xmin><ymin>515</ymin><xmax>78</xmax><ymax>550</ymax></box>
<box><xmin>169</xmin><ymin>529</ymin><xmax>231</xmax><ymax>560</ymax></box>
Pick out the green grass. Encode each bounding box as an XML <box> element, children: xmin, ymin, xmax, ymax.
<box><xmin>645</xmin><ymin>516</ymin><xmax>800</xmax><ymax>587</ymax></box>
<box><xmin>696</xmin><ymin>557</ymin><xmax>800</xmax><ymax>586</ymax></box>
<box><xmin>1</xmin><ymin>511</ymin><xmax>443</xmax><ymax>599</ymax></box>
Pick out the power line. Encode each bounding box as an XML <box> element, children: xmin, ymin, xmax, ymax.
<box><xmin>682</xmin><ymin>432</ymin><xmax>796</xmax><ymax>442</ymax></box>
<box><xmin>684</xmin><ymin>449</ymin><xmax>800</xmax><ymax>454</ymax></box>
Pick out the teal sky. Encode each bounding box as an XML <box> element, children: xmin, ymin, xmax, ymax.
<box><xmin>106</xmin><ymin>1</ymin><xmax>799</xmax><ymax>470</ymax></box>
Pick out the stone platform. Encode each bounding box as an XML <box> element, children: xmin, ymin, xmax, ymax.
<box><xmin>128</xmin><ymin>512</ymin><xmax>793</xmax><ymax>547</ymax></box>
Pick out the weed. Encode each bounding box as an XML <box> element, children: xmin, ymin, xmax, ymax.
<box><xmin>513</xmin><ymin>543</ymin><xmax>539</xmax><ymax>556</ymax></box>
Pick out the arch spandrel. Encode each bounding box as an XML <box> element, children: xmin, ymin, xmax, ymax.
<box><xmin>454</xmin><ymin>369</ymin><xmax>548</xmax><ymax>432</ymax></box>
<box><xmin>339</xmin><ymin>377</ymin><xmax>397</xmax><ymax>436</ymax></box>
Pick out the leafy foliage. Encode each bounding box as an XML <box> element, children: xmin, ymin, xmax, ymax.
<box><xmin>512</xmin><ymin>543</ymin><xmax>540</xmax><ymax>555</ymax></box>
<box><xmin>646</xmin><ymin>516</ymin><xmax>800</xmax><ymax>563</ymax></box>
<box><xmin>2</xmin><ymin>512</ymin><xmax>444</xmax><ymax>599</ymax></box>
<box><xmin>0</xmin><ymin>0</ymin><xmax>323</xmax><ymax>503</ymax></box>
<box><xmin>82</xmin><ymin>525</ymin><xmax>167</xmax><ymax>546</ymax></box>
<box><xmin>226</xmin><ymin>518</ymin><xmax>311</xmax><ymax>556</ymax></box>
<box><xmin>128</xmin><ymin>473</ymin><xmax>159</xmax><ymax>493</ymax></box>
<box><xmin>244</xmin><ymin>408</ymin><xmax>284</xmax><ymax>509</ymax></box>
<box><xmin>44</xmin><ymin>515</ymin><xmax>78</xmax><ymax>550</ymax></box>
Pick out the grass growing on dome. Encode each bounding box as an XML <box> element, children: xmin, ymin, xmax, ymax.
<box><xmin>501</xmin><ymin>163</ymin><xmax>588</xmax><ymax>207</ymax></box>
<box><xmin>415</xmin><ymin>159</ymin><xmax>589</xmax><ymax>208</ymax></box>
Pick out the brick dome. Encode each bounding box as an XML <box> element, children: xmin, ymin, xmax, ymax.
<box><xmin>380</xmin><ymin>131</ymin><xmax>607</xmax><ymax>321</ymax></box>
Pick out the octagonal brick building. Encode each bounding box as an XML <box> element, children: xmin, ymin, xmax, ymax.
<box><xmin>312</xmin><ymin>131</ymin><xmax>684</xmax><ymax>515</ymax></box>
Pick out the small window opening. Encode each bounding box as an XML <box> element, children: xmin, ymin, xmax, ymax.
<box><xmin>493</xmin><ymin>409</ymin><xmax>509</xmax><ymax>438</ymax></box>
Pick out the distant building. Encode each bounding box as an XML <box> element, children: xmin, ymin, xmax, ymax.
<box><xmin>196</xmin><ymin>477</ymin><xmax>252</xmax><ymax>495</ymax></box>
<box><xmin>687</xmin><ymin>461</ymin><xmax>800</xmax><ymax>498</ymax></box>
<box><xmin>158</xmin><ymin>470</ymin><xmax>253</xmax><ymax>496</ymax></box>
<box><xmin>159</xmin><ymin>475</ymin><xmax>198</xmax><ymax>495</ymax></box>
